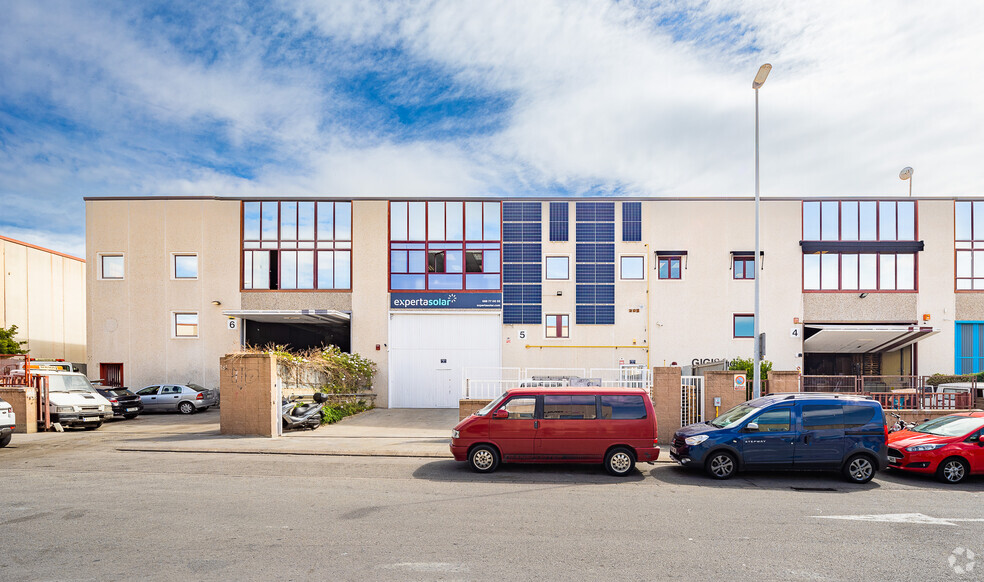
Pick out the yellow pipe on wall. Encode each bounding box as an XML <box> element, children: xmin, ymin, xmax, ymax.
<box><xmin>525</xmin><ymin>345</ymin><xmax>646</xmax><ymax>349</ymax></box>
<box><xmin>645</xmin><ymin>242</ymin><xmax>651</xmax><ymax>371</ymax></box>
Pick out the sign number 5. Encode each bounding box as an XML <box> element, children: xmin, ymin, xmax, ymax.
<box><xmin>518</xmin><ymin>330</ymin><xmax>527</xmax><ymax>340</ymax></box>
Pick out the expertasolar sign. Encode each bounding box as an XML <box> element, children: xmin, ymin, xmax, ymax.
<box><xmin>390</xmin><ymin>292</ymin><xmax>502</xmax><ymax>309</ymax></box>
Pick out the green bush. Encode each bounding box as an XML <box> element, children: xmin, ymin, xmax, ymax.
<box><xmin>728</xmin><ymin>357</ymin><xmax>772</xmax><ymax>379</ymax></box>
<box><xmin>926</xmin><ymin>372</ymin><xmax>984</xmax><ymax>386</ymax></box>
<box><xmin>320</xmin><ymin>399</ymin><xmax>373</xmax><ymax>425</ymax></box>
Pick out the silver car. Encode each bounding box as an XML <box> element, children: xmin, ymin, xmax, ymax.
<box><xmin>134</xmin><ymin>383</ymin><xmax>218</xmax><ymax>414</ymax></box>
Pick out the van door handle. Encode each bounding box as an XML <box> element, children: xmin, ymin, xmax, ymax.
<box><xmin>534</xmin><ymin>421</ymin><xmax>539</xmax><ymax>429</ymax></box>
<box><xmin>803</xmin><ymin>435</ymin><xmax>811</xmax><ymax>444</ymax></box>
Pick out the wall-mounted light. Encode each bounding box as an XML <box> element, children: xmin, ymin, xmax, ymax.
<box><xmin>556</xmin><ymin>290</ymin><xmax>563</xmax><ymax>296</ymax></box>
<box><xmin>858</xmin><ymin>293</ymin><xmax>868</xmax><ymax>299</ymax></box>
<box><xmin>211</xmin><ymin>300</ymin><xmax>222</xmax><ymax>305</ymax></box>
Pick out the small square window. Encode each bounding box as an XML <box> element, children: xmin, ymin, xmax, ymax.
<box><xmin>733</xmin><ymin>256</ymin><xmax>755</xmax><ymax>280</ymax></box>
<box><xmin>734</xmin><ymin>314</ymin><xmax>754</xmax><ymax>338</ymax></box>
<box><xmin>100</xmin><ymin>254</ymin><xmax>124</xmax><ymax>280</ymax></box>
<box><xmin>658</xmin><ymin>256</ymin><xmax>681</xmax><ymax>279</ymax></box>
<box><xmin>620</xmin><ymin>256</ymin><xmax>645</xmax><ymax>280</ymax></box>
<box><xmin>174</xmin><ymin>254</ymin><xmax>198</xmax><ymax>279</ymax></box>
<box><xmin>545</xmin><ymin>314</ymin><xmax>570</xmax><ymax>338</ymax></box>
<box><xmin>174</xmin><ymin>312</ymin><xmax>199</xmax><ymax>338</ymax></box>
<box><xmin>545</xmin><ymin>256</ymin><xmax>569</xmax><ymax>280</ymax></box>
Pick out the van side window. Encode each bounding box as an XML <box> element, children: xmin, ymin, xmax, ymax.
<box><xmin>843</xmin><ymin>405</ymin><xmax>875</xmax><ymax>427</ymax></box>
<box><xmin>802</xmin><ymin>405</ymin><xmax>845</xmax><ymax>430</ymax></box>
<box><xmin>751</xmin><ymin>408</ymin><xmax>791</xmax><ymax>432</ymax></box>
<box><xmin>500</xmin><ymin>396</ymin><xmax>536</xmax><ymax>419</ymax></box>
<box><xmin>600</xmin><ymin>395</ymin><xmax>647</xmax><ymax>420</ymax></box>
<box><xmin>543</xmin><ymin>395</ymin><xmax>597</xmax><ymax>420</ymax></box>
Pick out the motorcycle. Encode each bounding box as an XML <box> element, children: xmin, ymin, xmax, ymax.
<box><xmin>282</xmin><ymin>392</ymin><xmax>329</xmax><ymax>431</ymax></box>
<box><xmin>888</xmin><ymin>412</ymin><xmax>916</xmax><ymax>433</ymax></box>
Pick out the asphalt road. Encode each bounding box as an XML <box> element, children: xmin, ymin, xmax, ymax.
<box><xmin>2</xmin><ymin>430</ymin><xmax>983</xmax><ymax>581</ymax></box>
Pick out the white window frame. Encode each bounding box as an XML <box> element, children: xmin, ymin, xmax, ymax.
<box><xmin>98</xmin><ymin>253</ymin><xmax>125</xmax><ymax>280</ymax></box>
<box><xmin>544</xmin><ymin>255</ymin><xmax>571</xmax><ymax>281</ymax></box>
<box><xmin>172</xmin><ymin>253</ymin><xmax>199</xmax><ymax>280</ymax></box>
<box><xmin>620</xmin><ymin>255</ymin><xmax>646</xmax><ymax>280</ymax></box>
<box><xmin>172</xmin><ymin>312</ymin><xmax>200</xmax><ymax>339</ymax></box>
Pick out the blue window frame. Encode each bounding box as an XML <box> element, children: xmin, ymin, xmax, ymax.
<box><xmin>622</xmin><ymin>202</ymin><xmax>641</xmax><ymax>241</ymax></box>
<box><xmin>955</xmin><ymin>321</ymin><xmax>984</xmax><ymax>373</ymax></box>
<box><xmin>503</xmin><ymin>202</ymin><xmax>542</xmax><ymax>324</ymax></box>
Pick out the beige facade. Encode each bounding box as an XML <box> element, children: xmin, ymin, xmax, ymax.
<box><xmin>0</xmin><ymin>236</ymin><xmax>85</xmax><ymax>361</ymax></box>
<box><xmin>85</xmin><ymin>196</ymin><xmax>984</xmax><ymax>405</ymax></box>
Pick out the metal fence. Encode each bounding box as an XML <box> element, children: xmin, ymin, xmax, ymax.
<box><xmin>462</xmin><ymin>366</ymin><xmax>652</xmax><ymax>399</ymax></box>
<box><xmin>869</xmin><ymin>391</ymin><xmax>972</xmax><ymax>410</ymax></box>
<box><xmin>681</xmin><ymin>376</ymin><xmax>705</xmax><ymax>426</ymax></box>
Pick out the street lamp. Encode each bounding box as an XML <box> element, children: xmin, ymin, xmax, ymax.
<box><xmin>900</xmin><ymin>166</ymin><xmax>913</xmax><ymax>197</ymax></box>
<box><xmin>752</xmin><ymin>63</ymin><xmax>771</xmax><ymax>399</ymax></box>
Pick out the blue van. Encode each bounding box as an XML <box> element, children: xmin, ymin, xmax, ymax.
<box><xmin>670</xmin><ymin>393</ymin><xmax>888</xmax><ymax>483</ymax></box>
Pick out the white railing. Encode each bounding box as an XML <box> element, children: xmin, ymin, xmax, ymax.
<box><xmin>463</xmin><ymin>378</ymin><xmax>569</xmax><ymax>400</ymax></box>
<box><xmin>462</xmin><ymin>366</ymin><xmax>653</xmax><ymax>399</ymax></box>
<box><xmin>681</xmin><ymin>375</ymin><xmax>705</xmax><ymax>426</ymax></box>
<box><xmin>524</xmin><ymin>367</ymin><xmax>587</xmax><ymax>379</ymax></box>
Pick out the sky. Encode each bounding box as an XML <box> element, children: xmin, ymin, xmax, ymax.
<box><xmin>1</xmin><ymin>0</ymin><xmax>982</xmax><ymax>258</ymax></box>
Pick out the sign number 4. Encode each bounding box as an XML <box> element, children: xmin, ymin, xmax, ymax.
<box><xmin>790</xmin><ymin>327</ymin><xmax>800</xmax><ymax>338</ymax></box>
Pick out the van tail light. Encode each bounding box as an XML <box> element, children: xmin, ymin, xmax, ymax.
<box><xmin>884</xmin><ymin>423</ymin><xmax>889</xmax><ymax>439</ymax></box>
<box><xmin>196</xmin><ymin>393</ymin><xmax>204</xmax><ymax>400</ymax></box>
<box><xmin>654</xmin><ymin>438</ymin><xmax>659</xmax><ymax>447</ymax></box>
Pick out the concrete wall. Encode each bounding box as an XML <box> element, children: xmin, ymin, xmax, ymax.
<box><xmin>351</xmin><ymin>201</ymin><xmax>390</xmax><ymax>407</ymax></box>
<box><xmin>0</xmin><ymin>387</ymin><xmax>37</xmax><ymax>433</ymax></box>
<box><xmin>1</xmin><ymin>237</ymin><xmax>86</xmax><ymax>361</ymax></box>
<box><xmin>219</xmin><ymin>353</ymin><xmax>278</xmax><ymax>437</ymax></box>
<box><xmin>651</xmin><ymin>366</ymin><xmax>682</xmax><ymax>443</ymax></box>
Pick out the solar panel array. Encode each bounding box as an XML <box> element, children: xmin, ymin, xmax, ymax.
<box><xmin>575</xmin><ymin>202</ymin><xmax>616</xmax><ymax>324</ymax></box>
<box><xmin>549</xmin><ymin>202</ymin><xmax>568</xmax><ymax>242</ymax></box>
<box><xmin>622</xmin><ymin>202</ymin><xmax>642</xmax><ymax>241</ymax></box>
<box><xmin>502</xmin><ymin>202</ymin><xmax>543</xmax><ymax>325</ymax></box>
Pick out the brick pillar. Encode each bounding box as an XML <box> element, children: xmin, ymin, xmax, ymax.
<box><xmin>0</xmin><ymin>387</ymin><xmax>37</xmax><ymax>433</ymax></box>
<box><xmin>704</xmin><ymin>371</ymin><xmax>748</xmax><ymax>419</ymax></box>
<box><xmin>652</xmin><ymin>366</ymin><xmax>682</xmax><ymax>444</ymax></box>
<box><xmin>768</xmin><ymin>371</ymin><xmax>801</xmax><ymax>394</ymax></box>
<box><xmin>220</xmin><ymin>353</ymin><xmax>279</xmax><ymax>437</ymax></box>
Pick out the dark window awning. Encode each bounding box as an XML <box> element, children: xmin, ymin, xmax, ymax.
<box><xmin>800</xmin><ymin>241</ymin><xmax>924</xmax><ymax>254</ymax></box>
<box><xmin>803</xmin><ymin>324</ymin><xmax>939</xmax><ymax>353</ymax></box>
<box><xmin>222</xmin><ymin>310</ymin><xmax>351</xmax><ymax>325</ymax></box>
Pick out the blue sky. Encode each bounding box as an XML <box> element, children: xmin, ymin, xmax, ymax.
<box><xmin>2</xmin><ymin>0</ymin><xmax>983</xmax><ymax>257</ymax></box>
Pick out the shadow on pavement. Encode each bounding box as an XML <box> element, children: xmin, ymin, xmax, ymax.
<box><xmin>649</xmin><ymin>464</ymin><xmax>883</xmax><ymax>492</ymax></box>
<box><xmin>412</xmin><ymin>459</ymin><xmax>646</xmax><ymax>484</ymax></box>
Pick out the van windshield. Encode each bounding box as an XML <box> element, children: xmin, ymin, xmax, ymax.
<box><xmin>708</xmin><ymin>403</ymin><xmax>760</xmax><ymax>428</ymax></box>
<box><xmin>475</xmin><ymin>393</ymin><xmax>508</xmax><ymax>417</ymax></box>
<box><xmin>44</xmin><ymin>374</ymin><xmax>97</xmax><ymax>393</ymax></box>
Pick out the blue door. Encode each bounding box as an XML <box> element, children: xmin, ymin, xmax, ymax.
<box><xmin>738</xmin><ymin>406</ymin><xmax>797</xmax><ymax>468</ymax></box>
<box><xmin>795</xmin><ymin>404</ymin><xmax>846</xmax><ymax>469</ymax></box>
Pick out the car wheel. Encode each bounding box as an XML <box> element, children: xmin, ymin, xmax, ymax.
<box><xmin>705</xmin><ymin>451</ymin><xmax>737</xmax><ymax>479</ymax></box>
<box><xmin>468</xmin><ymin>445</ymin><xmax>500</xmax><ymax>473</ymax></box>
<box><xmin>604</xmin><ymin>446</ymin><xmax>636</xmax><ymax>476</ymax></box>
<box><xmin>178</xmin><ymin>402</ymin><xmax>196</xmax><ymax>415</ymax></box>
<box><xmin>0</xmin><ymin>433</ymin><xmax>11</xmax><ymax>447</ymax></box>
<box><xmin>83</xmin><ymin>423</ymin><xmax>102</xmax><ymax>431</ymax></box>
<box><xmin>936</xmin><ymin>457</ymin><xmax>969</xmax><ymax>484</ymax></box>
<box><xmin>843</xmin><ymin>454</ymin><xmax>876</xmax><ymax>484</ymax></box>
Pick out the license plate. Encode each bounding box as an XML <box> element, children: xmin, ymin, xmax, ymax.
<box><xmin>669</xmin><ymin>446</ymin><xmax>677</xmax><ymax>455</ymax></box>
<box><xmin>888</xmin><ymin>456</ymin><xmax>901</xmax><ymax>463</ymax></box>
<box><xmin>83</xmin><ymin>417</ymin><xmax>98</xmax><ymax>422</ymax></box>
<box><xmin>126</xmin><ymin>408</ymin><xmax>138</xmax><ymax>412</ymax></box>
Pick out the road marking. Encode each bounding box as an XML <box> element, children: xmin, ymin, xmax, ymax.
<box><xmin>814</xmin><ymin>513</ymin><xmax>984</xmax><ymax>526</ymax></box>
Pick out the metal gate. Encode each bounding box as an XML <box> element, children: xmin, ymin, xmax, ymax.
<box><xmin>681</xmin><ymin>376</ymin><xmax>705</xmax><ymax>427</ymax></box>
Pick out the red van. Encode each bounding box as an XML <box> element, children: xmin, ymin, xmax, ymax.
<box><xmin>450</xmin><ymin>387</ymin><xmax>659</xmax><ymax>476</ymax></box>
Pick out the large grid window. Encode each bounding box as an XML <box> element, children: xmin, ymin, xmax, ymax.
<box><xmin>389</xmin><ymin>201</ymin><xmax>501</xmax><ymax>291</ymax></box>
<box><xmin>803</xmin><ymin>253</ymin><xmax>915</xmax><ymax>291</ymax></box>
<box><xmin>622</xmin><ymin>202</ymin><xmax>642</xmax><ymax>242</ymax></box>
<box><xmin>242</xmin><ymin>201</ymin><xmax>351</xmax><ymax>290</ymax></box>
<box><xmin>549</xmin><ymin>202</ymin><xmax>568</xmax><ymax>242</ymax></box>
<box><xmin>803</xmin><ymin>200</ymin><xmax>916</xmax><ymax>241</ymax></box>
<box><xmin>575</xmin><ymin>202</ymin><xmax>615</xmax><ymax>325</ymax></box>
<box><xmin>955</xmin><ymin>201</ymin><xmax>984</xmax><ymax>290</ymax></box>
<box><xmin>503</xmin><ymin>202</ymin><xmax>541</xmax><ymax>324</ymax></box>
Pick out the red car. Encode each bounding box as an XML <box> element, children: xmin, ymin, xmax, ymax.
<box><xmin>450</xmin><ymin>387</ymin><xmax>659</xmax><ymax>476</ymax></box>
<box><xmin>887</xmin><ymin>412</ymin><xmax>984</xmax><ymax>483</ymax></box>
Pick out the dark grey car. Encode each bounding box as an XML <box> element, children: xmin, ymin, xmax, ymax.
<box><xmin>134</xmin><ymin>384</ymin><xmax>218</xmax><ymax>414</ymax></box>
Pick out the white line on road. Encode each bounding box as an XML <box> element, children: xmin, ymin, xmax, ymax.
<box><xmin>814</xmin><ymin>513</ymin><xmax>984</xmax><ymax>526</ymax></box>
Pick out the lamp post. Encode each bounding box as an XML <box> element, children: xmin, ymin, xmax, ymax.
<box><xmin>752</xmin><ymin>63</ymin><xmax>771</xmax><ymax>399</ymax></box>
<box><xmin>900</xmin><ymin>166</ymin><xmax>913</xmax><ymax>197</ymax></box>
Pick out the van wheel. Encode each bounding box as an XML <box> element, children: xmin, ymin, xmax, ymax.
<box><xmin>604</xmin><ymin>447</ymin><xmax>636</xmax><ymax>476</ymax></box>
<box><xmin>468</xmin><ymin>445</ymin><xmax>500</xmax><ymax>473</ymax></box>
<box><xmin>936</xmin><ymin>457</ymin><xmax>969</xmax><ymax>484</ymax></box>
<box><xmin>843</xmin><ymin>454</ymin><xmax>876</xmax><ymax>483</ymax></box>
<box><xmin>705</xmin><ymin>451</ymin><xmax>737</xmax><ymax>479</ymax></box>
<box><xmin>179</xmin><ymin>402</ymin><xmax>196</xmax><ymax>415</ymax></box>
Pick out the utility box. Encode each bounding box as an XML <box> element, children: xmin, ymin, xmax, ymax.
<box><xmin>0</xmin><ymin>387</ymin><xmax>37</xmax><ymax>433</ymax></box>
<box><xmin>219</xmin><ymin>353</ymin><xmax>279</xmax><ymax>437</ymax></box>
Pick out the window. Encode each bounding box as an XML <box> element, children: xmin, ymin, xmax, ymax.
<box><xmin>499</xmin><ymin>396</ymin><xmax>536</xmax><ymax>419</ymax></box>
<box><xmin>750</xmin><ymin>408</ymin><xmax>791</xmax><ymax>432</ymax></box>
<box><xmin>733</xmin><ymin>256</ymin><xmax>755</xmax><ymax>280</ymax></box>
<box><xmin>100</xmin><ymin>254</ymin><xmax>124</xmax><ymax>280</ymax></box>
<box><xmin>543</xmin><ymin>395</ymin><xmax>596</xmax><ymax>419</ymax></box>
<box><xmin>599</xmin><ymin>395</ymin><xmax>647</xmax><ymax>419</ymax></box>
<box><xmin>734</xmin><ymin>314</ymin><xmax>754</xmax><ymax>338</ymax></box>
<box><xmin>620</xmin><ymin>256</ymin><xmax>645</xmax><ymax>280</ymax></box>
<box><xmin>545</xmin><ymin>256</ymin><xmax>569</xmax><ymax>280</ymax></box>
<box><xmin>549</xmin><ymin>202</ymin><xmax>568</xmax><ymax>242</ymax></box>
<box><xmin>955</xmin><ymin>321</ymin><xmax>984</xmax><ymax>373</ymax></box>
<box><xmin>803</xmin><ymin>253</ymin><xmax>916</xmax><ymax>291</ymax></box>
<box><xmin>173</xmin><ymin>254</ymin><xmax>198</xmax><ymax>279</ymax></box>
<box><xmin>545</xmin><ymin>314</ymin><xmax>570</xmax><ymax>338</ymax></box>
<box><xmin>802</xmin><ymin>405</ymin><xmax>845</xmax><ymax>430</ymax></box>
<box><xmin>242</xmin><ymin>201</ymin><xmax>351</xmax><ymax>290</ymax></box>
<box><xmin>658</xmin><ymin>256</ymin><xmax>681</xmax><ymax>279</ymax></box>
<box><xmin>136</xmin><ymin>386</ymin><xmax>159</xmax><ymax>396</ymax></box>
<box><xmin>173</xmin><ymin>312</ymin><xmax>199</xmax><ymax>338</ymax></box>
<box><xmin>622</xmin><ymin>202</ymin><xmax>642</xmax><ymax>241</ymax></box>
<box><xmin>843</xmin><ymin>405</ymin><xmax>876</xmax><ymax>427</ymax></box>
<box><xmin>502</xmin><ymin>202</ymin><xmax>541</xmax><ymax>324</ymax></box>
<box><xmin>391</xmin><ymin>201</ymin><xmax>501</xmax><ymax>291</ymax></box>
<box><xmin>955</xmin><ymin>201</ymin><xmax>984</xmax><ymax>290</ymax></box>
<box><xmin>803</xmin><ymin>200</ymin><xmax>916</xmax><ymax>241</ymax></box>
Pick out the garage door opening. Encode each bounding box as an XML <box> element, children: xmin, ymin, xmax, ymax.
<box><xmin>224</xmin><ymin>310</ymin><xmax>351</xmax><ymax>353</ymax></box>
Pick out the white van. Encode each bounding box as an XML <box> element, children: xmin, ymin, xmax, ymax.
<box><xmin>1</xmin><ymin>397</ymin><xmax>14</xmax><ymax>447</ymax></box>
<box><xmin>10</xmin><ymin>369</ymin><xmax>113</xmax><ymax>429</ymax></box>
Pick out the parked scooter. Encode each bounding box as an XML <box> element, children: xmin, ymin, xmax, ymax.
<box><xmin>281</xmin><ymin>392</ymin><xmax>329</xmax><ymax>431</ymax></box>
<box><xmin>889</xmin><ymin>412</ymin><xmax>916</xmax><ymax>433</ymax></box>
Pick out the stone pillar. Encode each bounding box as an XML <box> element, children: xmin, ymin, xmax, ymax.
<box><xmin>220</xmin><ymin>353</ymin><xmax>279</xmax><ymax>437</ymax></box>
<box><xmin>768</xmin><ymin>371</ymin><xmax>801</xmax><ymax>394</ymax></box>
<box><xmin>652</xmin><ymin>366</ymin><xmax>682</xmax><ymax>444</ymax></box>
<box><xmin>0</xmin><ymin>387</ymin><xmax>37</xmax><ymax>433</ymax></box>
<box><xmin>704</xmin><ymin>371</ymin><xmax>748</xmax><ymax>419</ymax></box>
